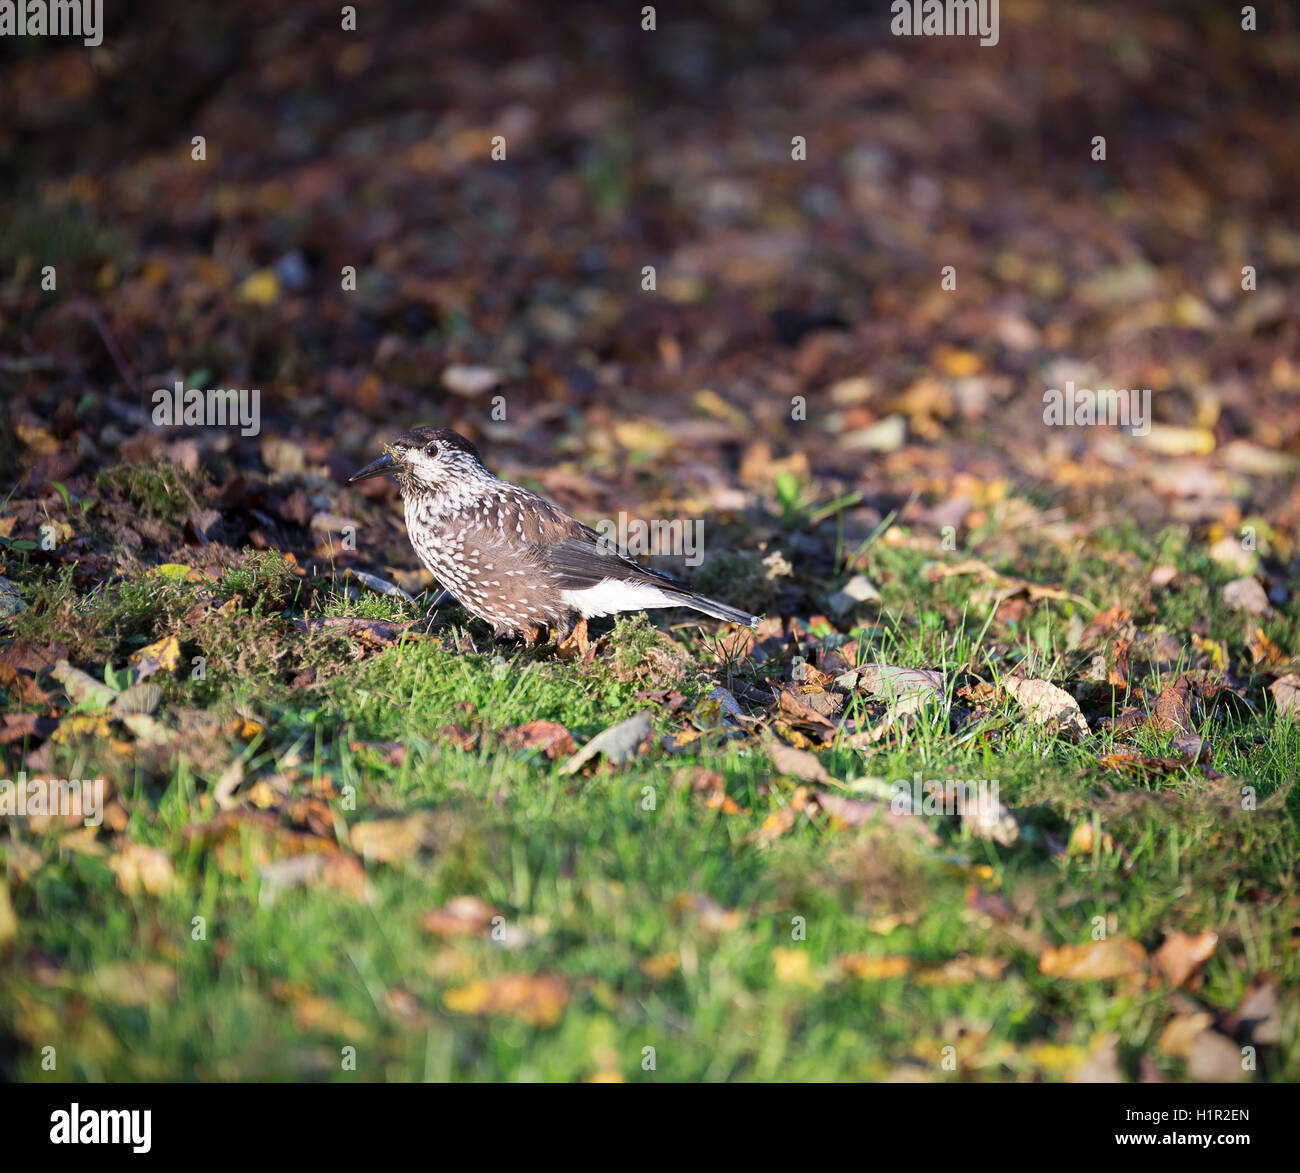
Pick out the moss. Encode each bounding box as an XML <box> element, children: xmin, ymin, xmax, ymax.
<box><xmin>94</xmin><ymin>457</ymin><xmax>207</xmax><ymax>523</ymax></box>
<box><xmin>218</xmin><ymin>549</ymin><xmax>303</xmax><ymax>612</ymax></box>
<box><xmin>606</xmin><ymin>612</ymin><xmax>688</xmax><ymax>686</ymax></box>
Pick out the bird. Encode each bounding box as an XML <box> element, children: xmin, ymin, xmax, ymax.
<box><xmin>348</xmin><ymin>425</ymin><xmax>759</xmax><ymax>642</ymax></box>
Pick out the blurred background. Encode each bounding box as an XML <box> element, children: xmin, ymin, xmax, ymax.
<box><xmin>1</xmin><ymin>0</ymin><xmax>1298</xmax><ymax>585</ymax></box>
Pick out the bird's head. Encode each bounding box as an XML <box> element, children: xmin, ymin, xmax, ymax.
<box><xmin>348</xmin><ymin>426</ymin><xmax>488</xmax><ymax>496</ymax></box>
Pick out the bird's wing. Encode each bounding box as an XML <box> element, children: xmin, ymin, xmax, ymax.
<box><xmin>492</xmin><ymin>485</ymin><xmax>692</xmax><ymax>596</ymax></box>
<box><xmin>535</xmin><ymin>524</ymin><xmax>692</xmax><ymax>596</ymax></box>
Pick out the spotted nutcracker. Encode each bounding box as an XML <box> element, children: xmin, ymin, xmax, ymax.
<box><xmin>348</xmin><ymin>426</ymin><xmax>759</xmax><ymax>640</ymax></box>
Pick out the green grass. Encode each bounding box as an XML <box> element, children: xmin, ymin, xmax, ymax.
<box><xmin>1</xmin><ymin>537</ymin><xmax>1297</xmax><ymax>1082</ymax></box>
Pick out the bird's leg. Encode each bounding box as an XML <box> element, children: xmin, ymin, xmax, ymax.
<box><xmin>556</xmin><ymin>615</ymin><xmax>589</xmax><ymax>662</ymax></box>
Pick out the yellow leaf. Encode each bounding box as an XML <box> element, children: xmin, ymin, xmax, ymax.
<box><xmin>692</xmin><ymin>388</ymin><xmax>749</xmax><ymax>428</ymax></box>
<box><xmin>838</xmin><ymin>954</ymin><xmax>911</xmax><ymax>980</ymax></box>
<box><xmin>0</xmin><ymin>878</ymin><xmax>16</xmax><ymax>947</ymax></box>
<box><xmin>612</xmin><ymin>420</ymin><xmax>672</xmax><ymax>455</ymax></box>
<box><xmin>247</xmin><ymin>780</ymin><xmax>278</xmax><ymax>809</ymax></box>
<box><xmin>639</xmin><ymin>952</ymin><xmax>680</xmax><ymax>980</ymax></box>
<box><xmin>1140</xmin><ymin>424</ymin><xmax>1215</xmax><ymax>456</ymax></box>
<box><xmin>443</xmin><ymin>974</ymin><xmax>570</xmax><ymax>1027</ymax></box>
<box><xmin>238</xmin><ymin>268</ymin><xmax>280</xmax><ymax>305</ymax></box>
<box><xmin>773</xmin><ymin>946</ymin><xmax>823</xmax><ymax>989</ymax></box>
<box><xmin>129</xmin><ymin>634</ymin><xmax>180</xmax><ymax>677</ymax></box>
<box><xmin>935</xmin><ymin>346</ymin><xmax>983</xmax><ymax>378</ymax></box>
<box><xmin>52</xmin><ymin>713</ymin><xmax>114</xmax><ymax>742</ymax></box>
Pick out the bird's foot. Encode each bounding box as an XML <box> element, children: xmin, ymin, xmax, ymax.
<box><xmin>555</xmin><ymin>616</ymin><xmax>589</xmax><ymax>663</ymax></box>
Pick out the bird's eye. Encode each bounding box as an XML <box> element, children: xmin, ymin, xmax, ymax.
<box><xmin>424</xmin><ymin>442</ymin><xmax>438</xmax><ymax>455</ymax></box>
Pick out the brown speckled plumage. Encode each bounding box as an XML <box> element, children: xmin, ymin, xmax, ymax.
<box><xmin>349</xmin><ymin>426</ymin><xmax>758</xmax><ymax>638</ymax></box>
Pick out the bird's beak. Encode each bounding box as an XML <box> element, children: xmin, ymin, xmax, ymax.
<box><xmin>348</xmin><ymin>450</ymin><xmax>399</xmax><ymax>483</ymax></box>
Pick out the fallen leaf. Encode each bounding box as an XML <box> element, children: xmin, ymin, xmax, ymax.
<box><xmin>1152</xmin><ymin>677</ymin><xmax>1196</xmax><ymax>736</ymax></box>
<box><xmin>259</xmin><ymin>853</ymin><xmax>370</xmax><ymax>903</ymax></box>
<box><xmin>1152</xmin><ymin>930</ymin><xmax>1218</xmax><ymax>989</ymax></box>
<box><xmin>747</xmin><ymin>804</ymin><xmax>799</xmax><ymax>846</ymax></box>
<box><xmin>52</xmin><ymin>660</ymin><xmax>118</xmax><ymax>710</ymax></box>
<box><xmin>1005</xmin><ymin>677</ymin><xmax>1090</xmax><ymax>740</ymax></box>
<box><xmin>1186</xmin><ymin>1030</ymin><xmax>1248</xmax><ymax>1082</ymax></box>
<box><xmin>0</xmin><ymin>878</ymin><xmax>16</xmax><ymax>947</ymax></box>
<box><xmin>917</xmin><ymin>955</ymin><xmax>1008</xmax><ymax>984</ymax></box>
<box><xmin>639</xmin><ymin>952</ymin><xmax>680</xmax><ymax>980</ymax></box>
<box><xmin>815</xmin><ymin>789</ymin><xmax>942</xmax><ymax>845</ymax></box>
<box><xmin>1038</xmin><ymin>938</ymin><xmax>1146</xmax><ymax>981</ymax></box>
<box><xmin>421</xmin><ymin>895</ymin><xmax>498</xmax><ymax>938</ymax></box>
<box><xmin>129</xmin><ymin>634</ymin><xmax>180</xmax><ymax>681</ymax></box>
<box><xmin>1235</xmin><ymin>979</ymin><xmax>1282</xmax><ymax>1045</ymax></box>
<box><xmin>851</xmin><ymin>665</ymin><xmax>944</xmax><ymax>699</ymax></box>
<box><xmin>772</xmin><ymin>946</ymin><xmax>824</xmax><ymax>989</ymax></box>
<box><xmin>1158</xmin><ymin>1012</ymin><xmax>1216</xmax><ymax>1057</ymax></box>
<box><xmin>777</xmin><ymin>685</ymin><xmax>837</xmax><ymax>731</ymax></box>
<box><xmin>108</xmin><ymin>842</ymin><xmax>176</xmax><ymax>896</ymax></box>
<box><xmin>1222</xmin><ymin>576</ymin><xmax>1271</xmax><ymax>617</ymax></box>
<box><xmin>1249</xmin><ymin>625</ymin><xmax>1286</xmax><ymax>668</ymax></box>
<box><xmin>1270</xmin><ymin>675</ymin><xmax>1300</xmax><ymax>717</ymax></box>
<box><xmin>506</xmin><ymin>720</ymin><xmax>576</xmax><ymax>759</ymax></box>
<box><xmin>559</xmin><ymin>711</ymin><xmax>653</xmax><ymax>774</ymax></box>
<box><xmin>350</xmin><ymin>811</ymin><xmax>445</xmax><ymax>864</ymax></box>
<box><xmin>444</xmin><ymin>974</ymin><xmax>570</xmax><ymax>1027</ymax></box>
<box><xmin>765</xmin><ymin>739</ymin><xmax>832</xmax><ymax>785</ymax></box>
<box><xmin>828</xmin><ymin>574</ymin><xmax>881</xmax><ymax>616</ymax></box>
<box><xmin>837</xmin><ymin>954</ymin><xmax>912</xmax><ymax>980</ymax></box>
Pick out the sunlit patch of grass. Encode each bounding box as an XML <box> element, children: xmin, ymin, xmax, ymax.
<box><xmin>1</xmin><ymin>525</ymin><xmax>1297</xmax><ymax>1081</ymax></box>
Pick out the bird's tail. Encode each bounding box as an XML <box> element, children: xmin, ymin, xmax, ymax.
<box><xmin>678</xmin><ymin>591</ymin><xmax>760</xmax><ymax>628</ymax></box>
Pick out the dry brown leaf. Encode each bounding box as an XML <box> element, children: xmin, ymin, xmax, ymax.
<box><xmin>765</xmin><ymin>739</ymin><xmax>832</xmax><ymax>785</ymax></box>
<box><xmin>917</xmin><ymin>955</ymin><xmax>1009</xmax><ymax>984</ymax></box>
<box><xmin>1152</xmin><ymin>930</ymin><xmax>1218</xmax><ymax>989</ymax></box>
<box><xmin>1005</xmin><ymin>677</ymin><xmax>1090</xmax><ymax>741</ymax></box>
<box><xmin>350</xmin><ymin>811</ymin><xmax>444</xmax><ymax>864</ymax></box>
<box><xmin>776</xmin><ymin>685</ymin><xmax>837</xmax><ymax>731</ymax></box>
<box><xmin>421</xmin><ymin>895</ymin><xmax>498</xmax><ymax>938</ymax></box>
<box><xmin>108</xmin><ymin>842</ymin><xmax>176</xmax><ymax>896</ymax></box>
<box><xmin>838</xmin><ymin>954</ymin><xmax>912</xmax><ymax>980</ymax></box>
<box><xmin>506</xmin><ymin>720</ymin><xmax>576</xmax><ymax>759</ymax></box>
<box><xmin>1270</xmin><ymin>675</ymin><xmax>1300</xmax><ymax>717</ymax></box>
<box><xmin>1038</xmin><ymin>938</ymin><xmax>1146</xmax><ymax>981</ymax></box>
<box><xmin>443</xmin><ymin>974</ymin><xmax>570</xmax><ymax>1027</ymax></box>
<box><xmin>1152</xmin><ymin>678</ymin><xmax>1196</xmax><ymax>736</ymax></box>
<box><xmin>747</xmin><ymin>804</ymin><xmax>799</xmax><ymax>847</ymax></box>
